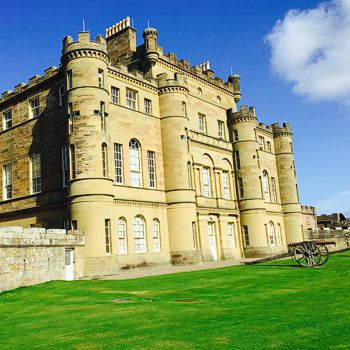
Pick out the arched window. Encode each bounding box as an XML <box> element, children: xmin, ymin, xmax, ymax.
<box><xmin>129</xmin><ymin>139</ymin><xmax>142</xmax><ymax>187</ymax></box>
<box><xmin>102</xmin><ymin>143</ymin><xmax>108</xmax><ymax>177</ymax></box>
<box><xmin>118</xmin><ymin>218</ymin><xmax>127</xmax><ymax>254</ymax></box>
<box><xmin>133</xmin><ymin>216</ymin><xmax>146</xmax><ymax>253</ymax></box>
<box><xmin>268</xmin><ymin>221</ymin><xmax>276</xmax><ymax>246</ymax></box>
<box><xmin>152</xmin><ymin>219</ymin><xmax>161</xmax><ymax>252</ymax></box>
<box><xmin>276</xmin><ymin>224</ymin><xmax>282</xmax><ymax>246</ymax></box>
<box><xmin>70</xmin><ymin>144</ymin><xmax>76</xmax><ymax>179</ymax></box>
<box><xmin>216</xmin><ymin>96</ymin><xmax>221</xmax><ymax>104</ymax></box>
<box><xmin>197</xmin><ymin>87</ymin><xmax>202</xmax><ymax>96</ymax></box>
<box><xmin>263</xmin><ymin>170</ymin><xmax>270</xmax><ymax>202</ymax></box>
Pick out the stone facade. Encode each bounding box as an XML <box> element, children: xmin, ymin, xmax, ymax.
<box><xmin>301</xmin><ymin>205</ymin><xmax>317</xmax><ymax>231</ymax></box>
<box><xmin>0</xmin><ymin>17</ymin><xmax>304</xmax><ymax>277</ymax></box>
<box><xmin>0</xmin><ymin>227</ymin><xmax>84</xmax><ymax>292</ymax></box>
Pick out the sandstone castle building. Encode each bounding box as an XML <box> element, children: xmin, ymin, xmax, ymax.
<box><xmin>0</xmin><ymin>17</ymin><xmax>304</xmax><ymax>277</ymax></box>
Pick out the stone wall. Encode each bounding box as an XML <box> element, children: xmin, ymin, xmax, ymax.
<box><xmin>0</xmin><ymin>227</ymin><xmax>84</xmax><ymax>293</ymax></box>
<box><xmin>304</xmin><ymin>229</ymin><xmax>350</xmax><ymax>251</ymax></box>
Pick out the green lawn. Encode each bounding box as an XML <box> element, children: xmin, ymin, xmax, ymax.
<box><xmin>1</xmin><ymin>252</ymin><xmax>350</xmax><ymax>350</ymax></box>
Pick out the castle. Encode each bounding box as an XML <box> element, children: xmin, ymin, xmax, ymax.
<box><xmin>0</xmin><ymin>17</ymin><xmax>304</xmax><ymax>277</ymax></box>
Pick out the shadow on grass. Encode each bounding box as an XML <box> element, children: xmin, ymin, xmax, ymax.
<box><xmin>252</xmin><ymin>264</ymin><xmax>302</xmax><ymax>268</ymax></box>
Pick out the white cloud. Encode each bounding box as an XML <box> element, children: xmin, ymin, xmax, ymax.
<box><xmin>315</xmin><ymin>190</ymin><xmax>350</xmax><ymax>216</ymax></box>
<box><xmin>265</xmin><ymin>0</ymin><xmax>350</xmax><ymax>103</ymax></box>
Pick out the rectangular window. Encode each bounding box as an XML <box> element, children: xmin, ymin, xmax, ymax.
<box><xmin>29</xmin><ymin>96</ymin><xmax>40</xmax><ymax>119</ymax></box>
<box><xmin>243</xmin><ymin>225</ymin><xmax>250</xmax><ymax>246</ymax></box>
<box><xmin>67</xmin><ymin>70</ymin><xmax>73</xmax><ymax>89</ymax></box>
<box><xmin>222</xmin><ymin>171</ymin><xmax>230</xmax><ymax>199</ymax></box>
<box><xmin>271</xmin><ymin>177</ymin><xmax>277</xmax><ymax>203</ymax></box>
<box><xmin>71</xmin><ymin>220</ymin><xmax>78</xmax><ymax>230</ymax></box>
<box><xmin>3</xmin><ymin>109</ymin><xmax>12</xmax><ymax>130</ymax></box>
<box><xmin>98</xmin><ymin>69</ymin><xmax>104</xmax><ymax>88</ymax></box>
<box><xmin>187</xmin><ymin>162</ymin><xmax>193</xmax><ymax>189</ymax></box>
<box><xmin>233</xmin><ymin>129</ymin><xmax>239</xmax><ymax>142</ymax></box>
<box><xmin>182</xmin><ymin>101</ymin><xmax>187</xmax><ymax>116</ymax></box>
<box><xmin>30</xmin><ymin>154</ymin><xmax>41</xmax><ymax>194</ymax></box>
<box><xmin>61</xmin><ymin>146</ymin><xmax>68</xmax><ymax>187</ymax></box>
<box><xmin>100</xmin><ymin>102</ymin><xmax>106</xmax><ymax>131</ymax></box>
<box><xmin>228</xmin><ymin>223</ymin><xmax>236</xmax><ymax>248</ymax></box>
<box><xmin>202</xmin><ymin>167</ymin><xmax>211</xmax><ymax>197</ymax></box>
<box><xmin>267</xmin><ymin>141</ymin><xmax>272</xmax><ymax>152</ymax></box>
<box><xmin>68</xmin><ymin>103</ymin><xmax>74</xmax><ymax>134</ymax></box>
<box><xmin>234</xmin><ymin>151</ymin><xmax>241</xmax><ymax>170</ymax></box>
<box><xmin>58</xmin><ymin>84</ymin><xmax>65</xmax><ymax>107</ymax></box>
<box><xmin>3</xmin><ymin>163</ymin><xmax>12</xmax><ymax>200</ymax></box>
<box><xmin>198</xmin><ymin>113</ymin><xmax>206</xmax><ymax>133</ymax></box>
<box><xmin>144</xmin><ymin>98</ymin><xmax>152</xmax><ymax>115</ymax></box>
<box><xmin>192</xmin><ymin>222</ymin><xmax>197</xmax><ymax>249</ymax></box>
<box><xmin>70</xmin><ymin>145</ymin><xmax>76</xmax><ymax>179</ymax></box>
<box><xmin>258</xmin><ymin>136</ymin><xmax>265</xmax><ymax>150</ymax></box>
<box><xmin>147</xmin><ymin>150</ymin><xmax>156</xmax><ymax>188</ymax></box>
<box><xmin>105</xmin><ymin>219</ymin><xmax>111</xmax><ymax>254</ymax></box>
<box><xmin>218</xmin><ymin>120</ymin><xmax>225</xmax><ymax>139</ymax></box>
<box><xmin>111</xmin><ymin>86</ymin><xmax>119</xmax><ymax>104</ymax></box>
<box><xmin>238</xmin><ymin>177</ymin><xmax>244</xmax><ymax>199</ymax></box>
<box><xmin>63</xmin><ymin>219</ymin><xmax>70</xmax><ymax>230</ymax></box>
<box><xmin>114</xmin><ymin>143</ymin><xmax>123</xmax><ymax>184</ymax></box>
<box><xmin>102</xmin><ymin>144</ymin><xmax>108</xmax><ymax>177</ymax></box>
<box><xmin>118</xmin><ymin>219</ymin><xmax>127</xmax><ymax>254</ymax></box>
<box><xmin>126</xmin><ymin>88</ymin><xmax>138</xmax><ymax>110</ymax></box>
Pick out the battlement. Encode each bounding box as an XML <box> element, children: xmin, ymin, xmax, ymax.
<box><xmin>161</xmin><ymin>52</ymin><xmax>240</xmax><ymax>96</ymax></box>
<box><xmin>301</xmin><ymin>205</ymin><xmax>317</xmax><ymax>215</ymax></box>
<box><xmin>257</xmin><ymin>122</ymin><xmax>272</xmax><ymax>132</ymax></box>
<box><xmin>272</xmin><ymin>122</ymin><xmax>293</xmax><ymax>136</ymax></box>
<box><xmin>62</xmin><ymin>32</ymin><xmax>107</xmax><ymax>55</ymax></box>
<box><xmin>106</xmin><ymin>17</ymin><xmax>131</xmax><ymax>39</ymax></box>
<box><xmin>0</xmin><ymin>66</ymin><xmax>59</xmax><ymax>105</ymax></box>
<box><xmin>157</xmin><ymin>72</ymin><xmax>188</xmax><ymax>88</ymax></box>
<box><xmin>232</xmin><ymin>105</ymin><xmax>257</xmax><ymax>123</ymax></box>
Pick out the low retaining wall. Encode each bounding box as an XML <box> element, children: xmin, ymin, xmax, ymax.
<box><xmin>0</xmin><ymin>227</ymin><xmax>85</xmax><ymax>293</ymax></box>
<box><xmin>304</xmin><ymin>229</ymin><xmax>350</xmax><ymax>251</ymax></box>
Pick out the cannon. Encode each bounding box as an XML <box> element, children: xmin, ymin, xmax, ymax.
<box><xmin>288</xmin><ymin>240</ymin><xmax>335</xmax><ymax>267</ymax></box>
<box><xmin>245</xmin><ymin>240</ymin><xmax>336</xmax><ymax>267</ymax></box>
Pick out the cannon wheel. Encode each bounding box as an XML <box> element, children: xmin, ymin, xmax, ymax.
<box><xmin>318</xmin><ymin>245</ymin><xmax>330</xmax><ymax>266</ymax></box>
<box><xmin>293</xmin><ymin>242</ymin><xmax>321</xmax><ymax>267</ymax></box>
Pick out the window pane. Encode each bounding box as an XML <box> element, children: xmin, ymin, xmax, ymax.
<box><xmin>129</xmin><ymin>140</ymin><xmax>141</xmax><ymax>187</ymax></box>
<box><xmin>118</xmin><ymin>219</ymin><xmax>127</xmax><ymax>254</ymax></box>
<box><xmin>147</xmin><ymin>151</ymin><xmax>156</xmax><ymax>188</ymax></box>
<box><xmin>152</xmin><ymin>220</ymin><xmax>160</xmax><ymax>252</ymax></box>
<box><xmin>133</xmin><ymin>217</ymin><xmax>146</xmax><ymax>253</ymax></box>
<box><xmin>202</xmin><ymin>167</ymin><xmax>211</xmax><ymax>197</ymax></box>
<box><xmin>114</xmin><ymin>143</ymin><xmax>123</xmax><ymax>184</ymax></box>
<box><xmin>31</xmin><ymin>154</ymin><xmax>41</xmax><ymax>193</ymax></box>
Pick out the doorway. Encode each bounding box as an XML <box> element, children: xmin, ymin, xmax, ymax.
<box><xmin>208</xmin><ymin>222</ymin><xmax>218</xmax><ymax>260</ymax></box>
<box><xmin>65</xmin><ymin>249</ymin><xmax>74</xmax><ymax>281</ymax></box>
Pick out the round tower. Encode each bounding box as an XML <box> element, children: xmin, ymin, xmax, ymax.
<box><xmin>142</xmin><ymin>27</ymin><xmax>159</xmax><ymax>65</ymax></box>
<box><xmin>272</xmin><ymin>123</ymin><xmax>303</xmax><ymax>243</ymax></box>
<box><xmin>157</xmin><ymin>72</ymin><xmax>199</xmax><ymax>264</ymax></box>
<box><xmin>61</xmin><ymin>32</ymin><xmax>115</xmax><ymax>275</ymax></box>
<box><xmin>231</xmin><ymin>106</ymin><xmax>268</xmax><ymax>257</ymax></box>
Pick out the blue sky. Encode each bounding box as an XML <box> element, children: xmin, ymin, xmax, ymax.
<box><xmin>0</xmin><ymin>0</ymin><xmax>349</xmax><ymax>215</ymax></box>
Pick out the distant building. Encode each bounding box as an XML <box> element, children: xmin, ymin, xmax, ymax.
<box><xmin>0</xmin><ymin>17</ymin><xmax>305</xmax><ymax>277</ymax></box>
<box><xmin>301</xmin><ymin>205</ymin><xmax>317</xmax><ymax>231</ymax></box>
<box><xmin>317</xmin><ymin>213</ymin><xmax>349</xmax><ymax>230</ymax></box>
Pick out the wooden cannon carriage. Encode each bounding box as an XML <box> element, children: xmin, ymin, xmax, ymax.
<box><xmin>246</xmin><ymin>240</ymin><xmax>336</xmax><ymax>267</ymax></box>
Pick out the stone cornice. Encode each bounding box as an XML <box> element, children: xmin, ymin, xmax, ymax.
<box><xmin>189</xmin><ymin>130</ymin><xmax>233</xmax><ymax>152</ymax></box>
<box><xmin>61</xmin><ymin>48</ymin><xmax>110</xmax><ymax>64</ymax></box>
<box><xmin>108</xmin><ymin>68</ymin><xmax>158</xmax><ymax>94</ymax></box>
<box><xmin>158</xmin><ymin>86</ymin><xmax>189</xmax><ymax>95</ymax></box>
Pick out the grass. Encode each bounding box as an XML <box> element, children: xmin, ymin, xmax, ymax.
<box><xmin>1</xmin><ymin>252</ymin><xmax>350</xmax><ymax>350</ymax></box>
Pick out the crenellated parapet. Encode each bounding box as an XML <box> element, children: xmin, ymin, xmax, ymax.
<box><xmin>231</xmin><ymin>105</ymin><xmax>257</xmax><ymax>124</ymax></box>
<box><xmin>61</xmin><ymin>32</ymin><xmax>109</xmax><ymax>65</ymax></box>
<box><xmin>160</xmin><ymin>52</ymin><xmax>240</xmax><ymax>96</ymax></box>
<box><xmin>0</xmin><ymin>66</ymin><xmax>60</xmax><ymax>106</ymax></box>
<box><xmin>157</xmin><ymin>72</ymin><xmax>189</xmax><ymax>95</ymax></box>
<box><xmin>272</xmin><ymin>123</ymin><xmax>293</xmax><ymax>138</ymax></box>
